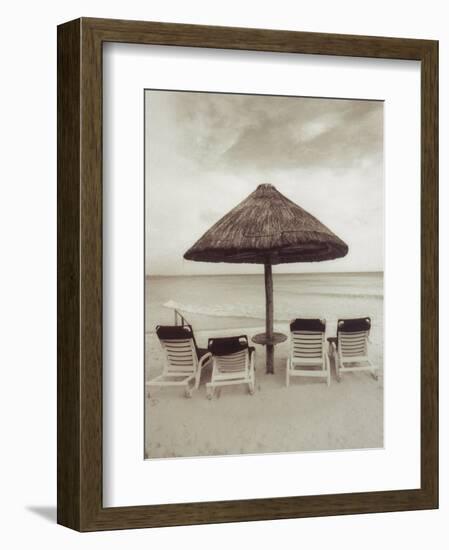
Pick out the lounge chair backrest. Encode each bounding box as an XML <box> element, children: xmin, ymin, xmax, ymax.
<box><xmin>290</xmin><ymin>318</ymin><xmax>326</xmax><ymax>359</ymax></box>
<box><xmin>208</xmin><ymin>335</ymin><xmax>249</xmax><ymax>374</ymax></box>
<box><xmin>156</xmin><ymin>325</ymin><xmax>197</xmax><ymax>374</ymax></box>
<box><xmin>337</xmin><ymin>317</ymin><xmax>370</xmax><ymax>358</ymax></box>
<box><xmin>208</xmin><ymin>335</ymin><xmax>248</xmax><ymax>355</ymax></box>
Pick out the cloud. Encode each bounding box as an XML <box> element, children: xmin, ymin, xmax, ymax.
<box><xmin>168</xmin><ymin>92</ymin><xmax>383</xmax><ymax>174</ymax></box>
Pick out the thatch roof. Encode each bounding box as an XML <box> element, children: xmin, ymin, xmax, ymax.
<box><xmin>184</xmin><ymin>184</ymin><xmax>348</xmax><ymax>265</ymax></box>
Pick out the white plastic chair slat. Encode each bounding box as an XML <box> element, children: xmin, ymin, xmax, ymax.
<box><xmin>216</xmin><ymin>353</ymin><xmax>246</xmax><ymax>360</ymax></box>
<box><xmin>293</xmin><ymin>343</ymin><xmax>323</xmax><ymax>351</ymax></box>
<box><xmin>216</xmin><ymin>359</ymin><xmax>246</xmax><ymax>368</ymax></box>
<box><xmin>218</xmin><ymin>366</ymin><xmax>246</xmax><ymax>373</ymax></box>
<box><xmin>293</xmin><ymin>337</ymin><xmax>323</xmax><ymax>343</ymax></box>
<box><xmin>164</xmin><ymin>343</ymin><xmax>193</xmax><ymax>349</ymax></box>
<box><xmin>291</xmin><ymin>330</ymin><xmax>324</xmax><ymax>337</ymax></box>
<box><xmin>292</xmin><ymin>336</ymin><xmax>323</xmax><ymax>340</ymax></box>
<box><xmin>341</xmin><ymin>335</ymin><xmax>366</xmax><ymax>345</ymax></box>
<box><xmin>165</xmin><ymin>350</ymin><xmax>192</xmax><ymax>356</ymax></box>
<box><xmin>292</xmin><ymin>357</ymin><xmax>323</xmax><ymax>364</ymax></box>
<box><xmin>293</xmin><ymin>342</ymin><xmax>323</xmax><ymax>347</ymax></box>
<box><xmin>341</xmin><ymin>345</ymin><xmax>366</xmax><ymax>350</ymax></box>
<box><xmin>292</xmin><ymin>336</ymin><xmax>323</xmax><ymax>344</ymax></box>
<box><xmin>217</xmin><ymin>361</ymin><xmax>246</xmax><ymax>368</ymax></box>
<box><xmin>216</xmin><ymin>351</ymin><xmax>246</xmax><ymax>361</ymax></box>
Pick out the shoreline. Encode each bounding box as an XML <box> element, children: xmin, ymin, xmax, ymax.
<box><xmin>145</xmin><ymin>272</ymin><xmax>384</xmax><ymax>334</ymax></box>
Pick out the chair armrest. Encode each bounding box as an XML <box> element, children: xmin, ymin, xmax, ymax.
<box><xmin>327</xmin><ymin>340</ymin><xmax>337</xmax><ymax>354</ymax></box>
<box><xmin>249</xmin><ymin>348</ymin><xmax>255</xmax><ymax>371</ymax></box>
<box><xmin>198</xmin><ymin>352</ymin><xmax>212</xmax><ymax>369</ymax></box>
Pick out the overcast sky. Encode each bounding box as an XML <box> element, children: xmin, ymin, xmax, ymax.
<box><xmin>145</xmin><ymin>90</ymin><xmax>383</xmax><ymax>276</ymax></box>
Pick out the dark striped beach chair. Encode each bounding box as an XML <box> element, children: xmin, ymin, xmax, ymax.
<box><xmin>147</xmin><ymin>325</ymin><xmax>212</xmax><ymax>398</ymax></box>
<box><xmin>286</xmin><ymin>318</ymin><xmax>330</xmax><ymax>386</ymax></box>
<box><xmin>333</xmin><ymin>317</ymin><xmax>378</xmax><ymax>381</ymax></box>
<box><xmin>206</xmin><ymin>335</ymin><xmax>255</xmax><ymax>399</ymax></box>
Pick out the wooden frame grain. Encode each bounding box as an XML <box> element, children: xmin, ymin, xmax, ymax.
<box><xmin>57</xmin><ymin>17</ymin><xmax>438</xmax><ymax>532</ymax></box>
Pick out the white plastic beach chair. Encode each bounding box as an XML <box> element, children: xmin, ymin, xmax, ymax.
<box><xmin>147</xmin><ymin>325</ymin><xmax>212</xmax><ymax>398</ymax></box>
<box><xmin>286</xmin><ymin>318</ymin><xmax>330</xmax><ymax>387</ymax></box>
<box><xmin>206</xmin><ymin>335</ymin><xmax>255</xmax><ymax>399</ymax></box>
<box><xmin>332</xmin><ymin>317</ymin><xmax>378</xmax><ymax>381</ymax></box>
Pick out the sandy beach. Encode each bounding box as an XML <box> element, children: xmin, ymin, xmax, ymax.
<box><xmin>145</xmin><ymin>323</ymin><xmax>383</xmax><ymax>459</ymax></box>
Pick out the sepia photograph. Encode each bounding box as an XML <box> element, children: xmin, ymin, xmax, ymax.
<box><xmin>144</xmin><ymin>89</ymin><xmax>384</xmax><ymax>460</ymax></box>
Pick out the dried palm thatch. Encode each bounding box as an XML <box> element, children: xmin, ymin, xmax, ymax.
<box><xmin>184</xmin><ymin>184</ymin><xmax>348</xmax><ymax>264</ymax></box>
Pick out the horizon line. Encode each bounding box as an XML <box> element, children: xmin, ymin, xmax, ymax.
<box><xmin>146</xmin><ymin>270</ymin><xmax>384</xmax><ymax>278</ymax></box>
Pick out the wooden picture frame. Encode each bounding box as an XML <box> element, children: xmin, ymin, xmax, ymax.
<box><xmin>57</xmin><ymin>17</ymin><xmax>438</xmax><ymax>531</ymax></box>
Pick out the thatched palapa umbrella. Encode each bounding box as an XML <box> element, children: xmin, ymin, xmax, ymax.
<box><xmin>184</xmin><ymin>184</ymin><xmax>348</xmax><ymax>374</ymax></box>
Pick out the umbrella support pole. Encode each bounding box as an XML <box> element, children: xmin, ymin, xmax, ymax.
<box><xmin>264</xmin><ymin>261</ymin><xmax>274</xmax><ymax>374</ymax></box>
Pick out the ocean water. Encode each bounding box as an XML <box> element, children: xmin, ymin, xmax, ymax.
<box><xmin>145</xmin><ymin>272</ymin><xmax>383</xmax><ymax>342</ymax></box>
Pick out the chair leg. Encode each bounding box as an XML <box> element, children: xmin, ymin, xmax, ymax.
<box><xmin>326</xmin><ymin>355</ymin><xmax>331</xmax><ymax>387</ymax></box>
<box><xmin>195</xmin><ymin>359</ymin><xmax>206</xmax><ymax>390</ymax></box>
<box><xmin>194</xmin><ymin>371</ymin><xmax>201</xmax><ymax>390</ymax></box>
<box><xmin>248</xmin><ymin>367</ymin><xmax>255</xmax><ymax>395</ymax></box>
<box><xmin>206</xmin><ymin>384</ymin><xmax>214</xmax><ymax>400</ymax></box>
<box><xmin>335</xmin><ymin>353</ymin><xmax>341</xmax><ymax>382</ymax></box>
